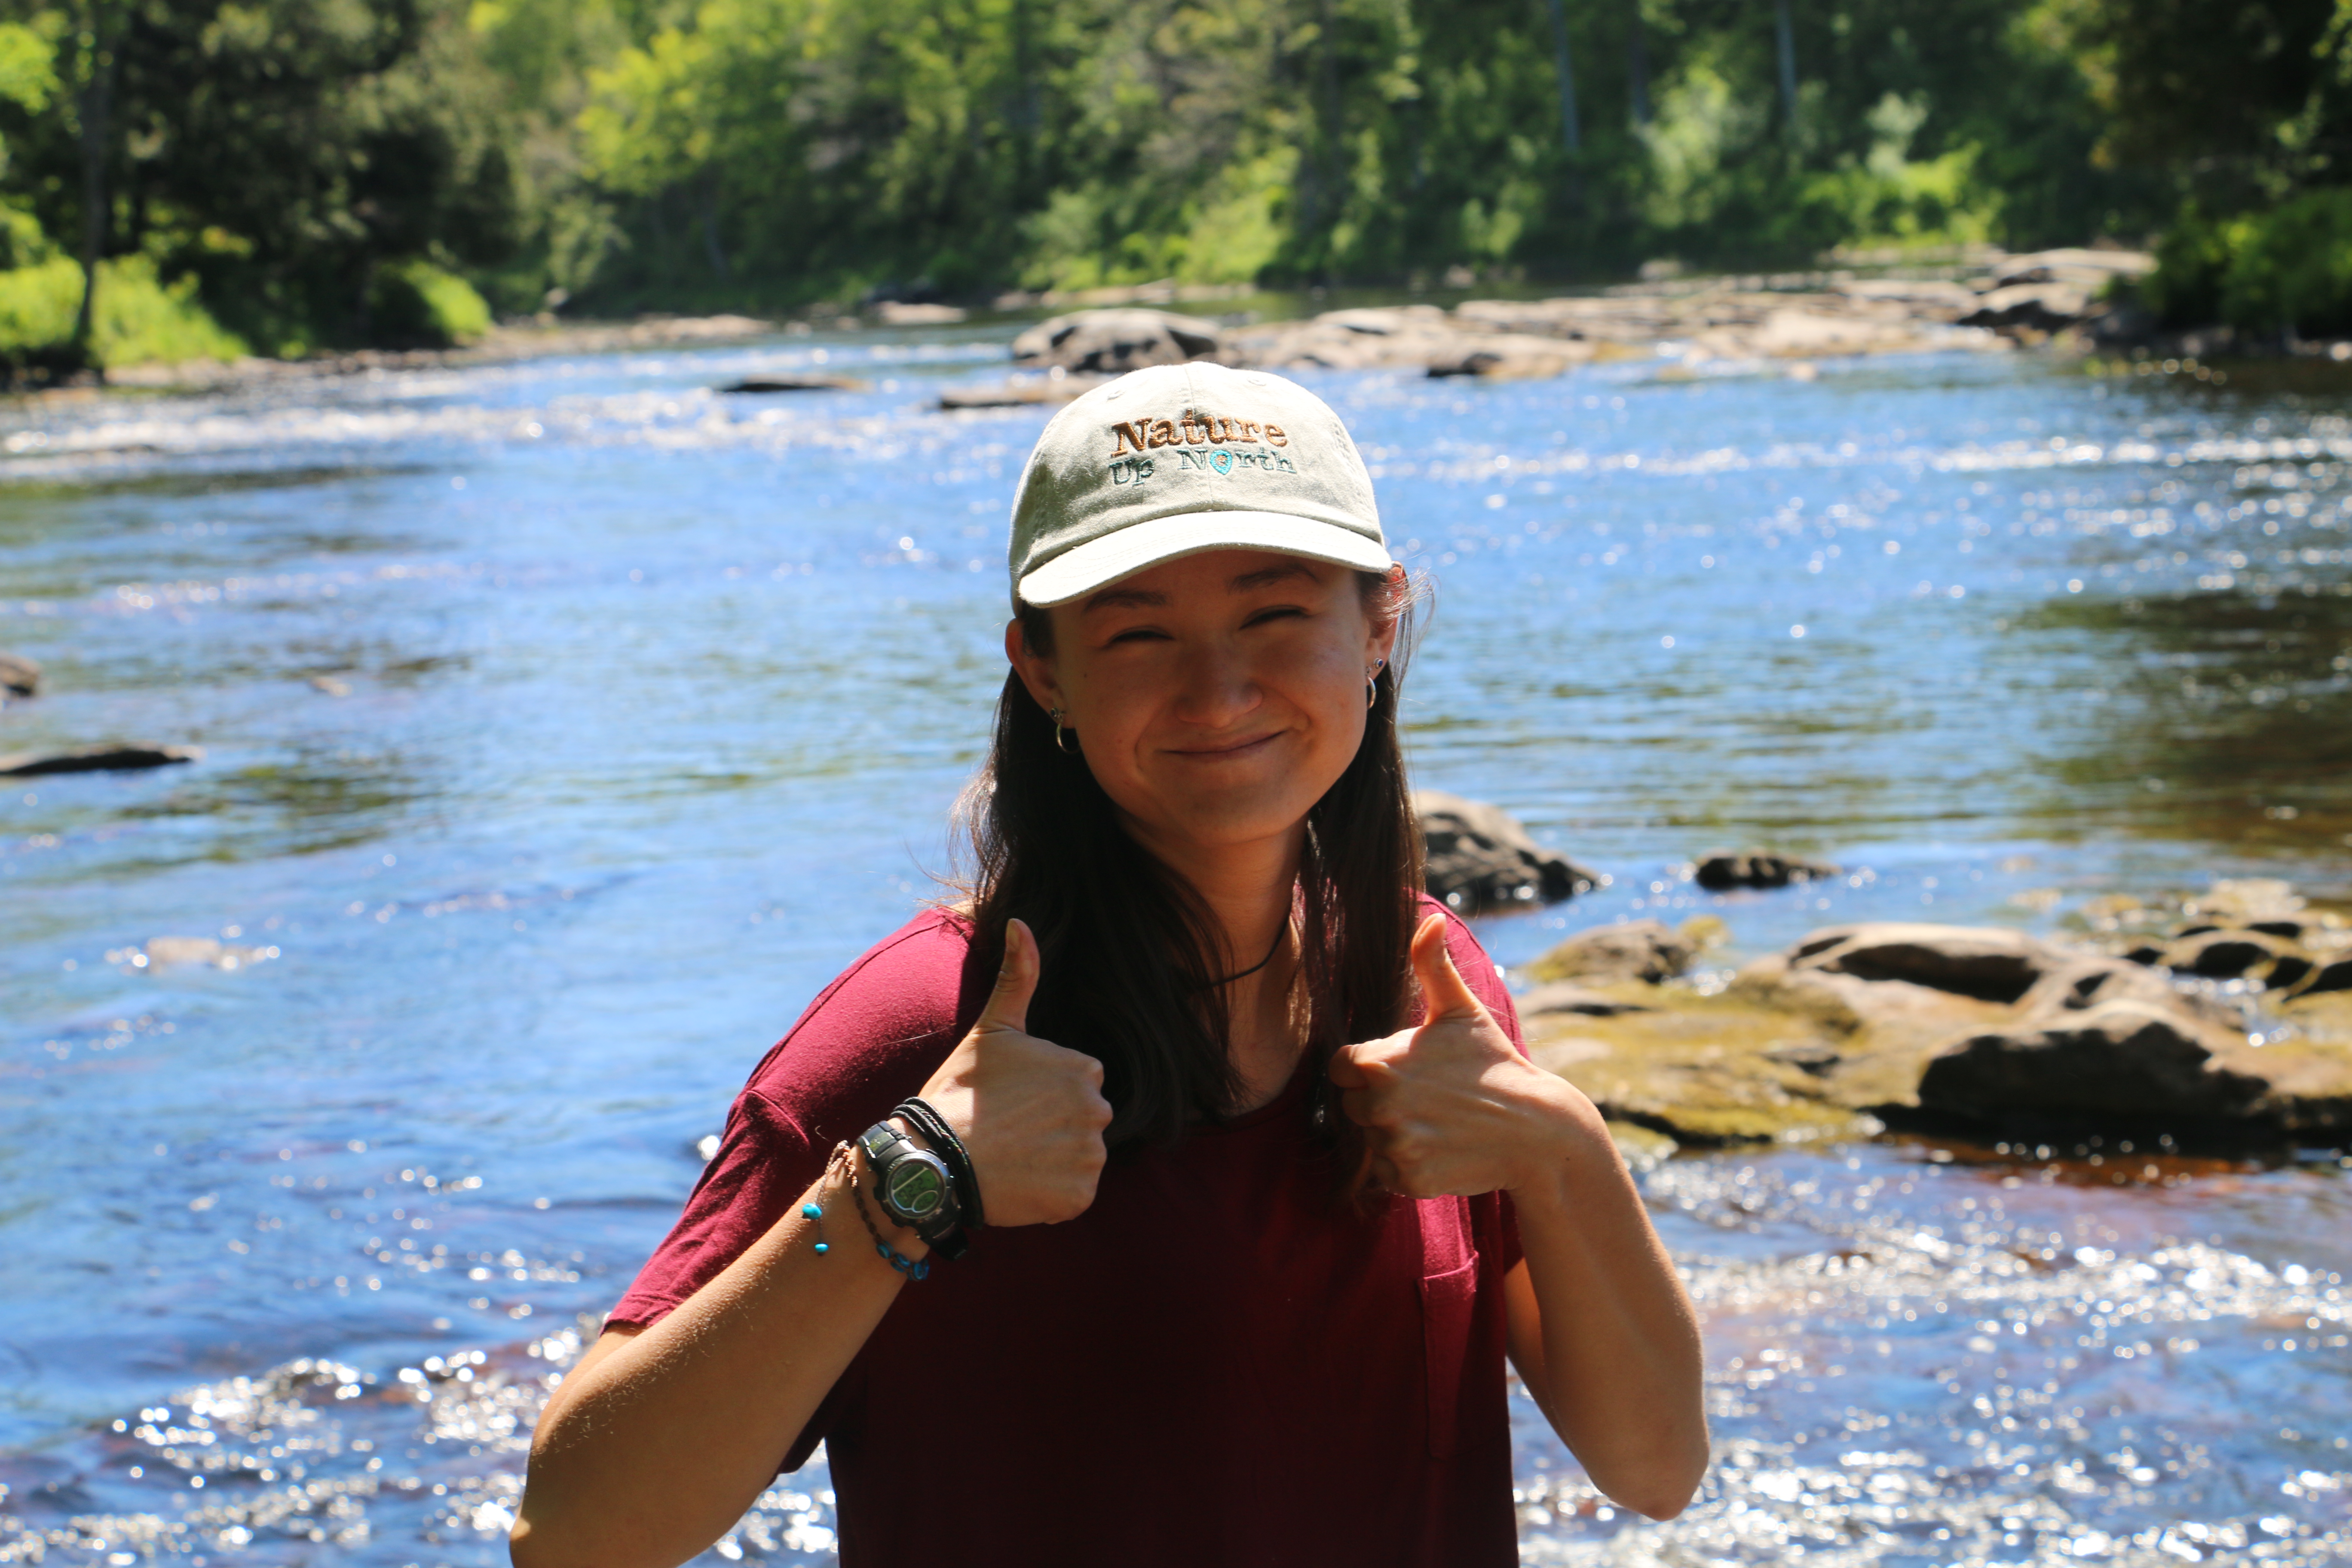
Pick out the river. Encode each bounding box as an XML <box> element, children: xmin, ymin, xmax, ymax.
<box><xmin>1</xmin><ymin>319</ymin><xmax>2346</xmax><ymax>1565</ymax></box>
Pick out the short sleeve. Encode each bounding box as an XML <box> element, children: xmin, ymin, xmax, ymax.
<box><xmin>605</xmin><ymin>1088</ymin><xmax>819</xmax><ymax>1331</ymax></box>
<box><xmin>606</xmin><ymin>910</ymin><xmax>977</xmax><ymax>1330</ymax></box>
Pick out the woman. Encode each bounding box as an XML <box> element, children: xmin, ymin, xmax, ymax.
<box><xmin>512</xmin><ymin>362</ymin><xmax>1707</xmax><ymax>1568</ymax></box>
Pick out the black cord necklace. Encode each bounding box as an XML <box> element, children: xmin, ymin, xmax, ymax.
<box><xmin>1210</xmin><ymin>920</ymin><xmax>1291</xmax><ymax>987</ymax></box>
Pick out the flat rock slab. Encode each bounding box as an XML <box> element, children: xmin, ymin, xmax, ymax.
<box><xmin>0</xmin><ymin>652</ymin><xmax>38</xmax><ymax>698</ymax></box>
<box><xmin>1518</xmin><ymin>981</ymin><xmax>1654</xmax><ymax>1017</ymax></box>
<box><xmin>938</xmin><ymin>377</ymin><xmax>1105</xmax><ymax>410</ymax></box>
<box><xmin>719</xmin><ymin>376</ymin><xmax>870</xmax><ymax>393</ymax></box>
<box><xmin>0</xmin><ymin>743</ymin><xmax>201</xmax><ymax>776</ymax></box>
<box><xmin>1694</xmin><ymin>850</ymin><xmax>1841</xmax><ymax>890</ymax></box>
<box><xmin>1414</xmin><ymin>790</ymin><xmax>1602</xmax><ymax>913</ymax></box>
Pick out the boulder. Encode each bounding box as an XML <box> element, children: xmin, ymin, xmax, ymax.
<box><xmin>1008</xmin><ymin>309</ymin><xmax>1220</xmax><ymax>374</ymax></box>
<box><xmin>1414</xmin><ymin>791</ymin><xmax>1602</xmax><ymax>913</ymax></box>
<box><xmin>1918</xmin><ymin>1001</ymin><xmax>2264</xmax><ymax>1121</ymax></box>
<box><xmin>0</xmin><ymin>652</ymin><xmax>38</xmax><ymax>698</ymax></box>
<box><xmin>0</xmin><ymin>743</ymin><xmax>202</xmax><ymax>776</ymax></box>
<box><xmin>1788</xmin><ymin>922</ymin><xmax>2059</xmax><ymax>1003</ymax></box>
<box><xmin>1694</xmin><ymin>850</ymin><xmax>1841</xmax><ymax>890</ymax></box>
<box><xmin>1526</xmin><ymin>920</ymin><xmax>1693</xmax><ymax>985</ymax></box>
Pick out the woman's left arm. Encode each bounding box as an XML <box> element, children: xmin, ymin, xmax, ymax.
<box><xmin>1329</xmin><ymin>916</ymin><xmax>1709</xmax><ymax>1519</ymax></box>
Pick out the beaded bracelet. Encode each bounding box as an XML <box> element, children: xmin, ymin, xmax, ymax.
<box><xmin>830</xmin><ymin>1140</ymin><xmax>930</xmax><ymax>1280</ymax></box>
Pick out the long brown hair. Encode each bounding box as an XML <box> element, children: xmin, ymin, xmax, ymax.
<box><xmin>953</xmin><ymin>570</ymin><xmax>1422</xmax><ymax>1157</ymax></box>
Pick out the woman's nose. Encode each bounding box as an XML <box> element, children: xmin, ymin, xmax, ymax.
<box><xmin>1169</xmin><ymin>644</ymin><xmax>1262</xmax><ymax>727</ymax></box>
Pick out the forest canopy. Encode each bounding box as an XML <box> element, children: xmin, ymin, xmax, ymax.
<box><xmin>0</xmin><ymin>0</ymin><xmax>2339</xmax><ymax>366</ymax></box>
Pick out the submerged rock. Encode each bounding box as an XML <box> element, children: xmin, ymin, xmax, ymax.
<box><xmin>1918</xmin><ymin>1001</ymin><xmax>2263</xmax><ymax>1121</ymax></box>
<box><xmin>1009</xmin><ymin>309</ymin><xmax>1220</xmax><ymax>374</ymax></box>
<box><xmin>1694</xmin><ymin>850</ymin><xmax>1841</xmax><ymax>890</ymax></box>
<box><xmin>0</xmin><ymin>743</ymin><xmax>202</xmax><ymax>776</ymax></box>
<box><xmin>1414</xmin><ymin>791</ymin><xmax>1602</xmax><ymax>913</ymax></box>
<box><xmin>0</xmin><ymin>651</ymin><xmax>38</xmax><ymax>698</ymax></box>
<box><xmin>1526</xmin><ymin>919</ymin><xmax>1694</xmax><ymax>984</ymax></box>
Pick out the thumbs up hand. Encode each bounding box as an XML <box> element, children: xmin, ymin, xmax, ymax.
<box><xmin>1329</xmin><ymin>915</ymin><xmax>1608</xmax><ymax>1198</ymax></box>
<box><xmin>914</xmin><ymin>919</ymin><xmax>1114</xmax><ymax>1226</ymax></box>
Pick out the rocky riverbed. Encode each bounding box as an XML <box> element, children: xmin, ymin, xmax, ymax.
<box><xmin>954</xmin><ymin>248</ymin><xmax>2156</xmax><ymax>406</ymax></box>
<box><xmin>1514</xmin><ymin>879</ymin><xmax>2352</xmax><ymax>1158</ymax></box>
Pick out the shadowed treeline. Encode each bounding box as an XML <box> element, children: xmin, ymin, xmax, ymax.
<box><xmin>0</xmin><ymin>0</ymin><xmax>2331</xmax><ymax>364</ymax></box>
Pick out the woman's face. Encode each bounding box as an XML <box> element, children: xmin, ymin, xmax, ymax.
<box><xmin>1008</xmin><ymin>549</ymin><xmax>1398</xmax><ymax>864</ymax></box>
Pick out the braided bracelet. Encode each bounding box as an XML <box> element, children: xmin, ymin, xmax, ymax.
<box><xmin>894</xmin><ymin>1097</ymin><xmax>986</xmax><ymax>1230</ymax></box>
<box><xmin>834</xmin><ymin>1141</ymin><xmax>930</xmax><ymax>1281</ymax></box>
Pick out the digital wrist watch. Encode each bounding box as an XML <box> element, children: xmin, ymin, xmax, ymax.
<box><xmin>856</xmin><ymin>1121</ymin><xmax>969</xmax><ymax>1261</ymax></box>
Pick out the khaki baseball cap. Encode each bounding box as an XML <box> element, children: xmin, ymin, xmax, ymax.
<box><xmin>1007</xmin><ymin>361</ymin><xmax>1395</xmax><ymax>607</ymax></box>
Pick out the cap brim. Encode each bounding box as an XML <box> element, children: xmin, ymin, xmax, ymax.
<box><xmin>1017</xmin><ymin>511</ymin><xmax>1396</xmax><ymax>607</ymax></box>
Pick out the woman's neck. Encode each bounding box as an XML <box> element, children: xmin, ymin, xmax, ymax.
<box><xmin>1124</xmin><ymin>818</ymin><xmax>1308</xmax><ymax>1112</ymax></box>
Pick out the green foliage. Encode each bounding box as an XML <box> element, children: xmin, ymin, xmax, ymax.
<box><xmin>367</xmin><ymin>257</ymin><xmax>492</xmax><ymax>345</ymax></box>
<box><xmin>2145</xmin><ymin>190</ymin><xmax>2352</xmax><ymax>335</ymax></box>
<box><xmin>0</xmin><ymin>251</ymin><xmax>245</xmax><ymax>366</ymax></box>
<box><xmin>0</xmin><ymin>0</ymin><xmax>2295</xmax><ymax>345</ymax></box>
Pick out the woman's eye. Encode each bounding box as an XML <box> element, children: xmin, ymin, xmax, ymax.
<box><xmin>1108</xmin><ymin>626</ymin><xmax>1167</xmax><ymax>644</ymax></box>
<box><xmin>1246</xmin><ymin>606</ymin><xmax>1307</xmax><ymax>627</ymax></box>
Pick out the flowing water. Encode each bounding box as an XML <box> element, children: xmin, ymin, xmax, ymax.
<box><xmin>1</xmin><ymin>321</ymin><xmax>2347</xmax><ymax>1565</ymax></box>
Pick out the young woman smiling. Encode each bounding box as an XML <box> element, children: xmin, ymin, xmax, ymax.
<box><xmin>512</xmin><ymin>364</ymin><xmax>1707</xmax><ymax>1568</ymax></box>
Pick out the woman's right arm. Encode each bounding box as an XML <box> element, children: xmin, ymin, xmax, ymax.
<box><xmin>511</xmin><ymin>920</ymin><xmax>1107</xmax><ymax>1568</ymax></box>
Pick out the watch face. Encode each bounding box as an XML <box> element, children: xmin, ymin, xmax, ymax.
<box><xmin>883</xmin><ymin>1153</ymin><xmax>947</xmax><ymax>1221</ymax></box>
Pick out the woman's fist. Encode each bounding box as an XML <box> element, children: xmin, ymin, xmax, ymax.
<box><xmin>1329</xmin><ymin>916</ymin><xmax>1606</xmax><ymax>1198</ymax></box>
<box><xmin>916</xmin><ymin>919</ymin><xmax>1113</xmax><ymax>1226</ymax></box>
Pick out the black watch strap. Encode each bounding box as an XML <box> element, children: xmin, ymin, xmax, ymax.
<box><xmin>894</xmin><ymin>1097</ymin><xmax>986</xmax><ymax>1229</ymax></box>
<box><xmin>857</xmin><ymin>1122</ymin><xmax>968</xmax><ymax>1261</ymax></box>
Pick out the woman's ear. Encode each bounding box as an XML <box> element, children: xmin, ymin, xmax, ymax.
<box><xmin>1365</xmin><ymin>570</ymin><xmax>1403</xmax><ymax>668</ymax></box>
<box><xmin>1004</xmin><ymin>617</ymin><xmax>1063</xmax><ymax>715</ymax></box>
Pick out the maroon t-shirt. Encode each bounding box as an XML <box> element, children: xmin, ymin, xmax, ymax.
<box><xmin>610</xmin><ymin>898</ymin><xmax>1527</xmax><ymax>1566</ymax></box>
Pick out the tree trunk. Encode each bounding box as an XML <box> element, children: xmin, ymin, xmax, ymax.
<box><xmin>1543</xmin><ymin>0</ymin><xmax>1584</xmax><ymax>210</ymax></box>
<box><xmin>1773</xmin><ymin>0</ymin><xmax>1798</xmax><ymax>137</ymax></box>
<box><xmin>1626</xmin><ymin>0</ymin><xmax>1650</xmax><ymax>127</ymax></box>
<box><xmin>71</xmin><ymin>0</ymin><xmax>117</xmax><ymax>371</ymax></box>
<box><xmin>701</xmin><ymin>171</ymin><xmax>729</xmax><ymax>285</ymax></box>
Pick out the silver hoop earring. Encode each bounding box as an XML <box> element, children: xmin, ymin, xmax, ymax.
<box><xmin>1050</xmin><ymin>705</ymin><xmax>1080</xmax><ymax>755</ymax></box>
<box><xmin>1366</xmin><ymin>658</ymin><xmax>1386</xmax><ymax>711</ymax></box>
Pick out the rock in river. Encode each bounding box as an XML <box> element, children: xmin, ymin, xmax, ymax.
<box><xmin>1526</xmin><ymin>919</ymin><xmax>1694</xmax><ymax>984</ymax></box>
<box><xmin>1917</xmin><ymin>1001</ymin><xmax>2264</xmax><ymax>1121</ymax></box>
<box><xmin>1693</xmin><ymin>850</ymin><xmax>1841</xmax><ymax>890</ymax></box>
<box><xmin>0</xmin><ymin>743</ymin><xmax>202</xmax><ymax>776</ymax></box>
<box><xmin>1009</xmin><ymin>309</ymin><xmax>1221</xmax><ymax>375</ymax></box>
<box><xmin>0</xmin><ymin>651</ymin><xmax>38</xmax><ymax>698</ymax></box>
<box><xmin>1414</xmin><ymin>791</ymin><xmax>1602</xmax><ymax>913</ymax></box>
<box><xmin>1788</xmin><ymin>922</ymin><xmax>2059</xmax><ymax>1002</ymax></box>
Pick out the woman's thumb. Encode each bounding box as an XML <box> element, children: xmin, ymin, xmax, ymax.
<box><xmin>982</xmin><ymin>917</ymin><xmax>1040</xmax><ymax>1032</ymax></box>
<box><xmin>1411</xmin><ymin>913</ymin><xmax>1485</xmax><ymax>1021</ymax></box>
